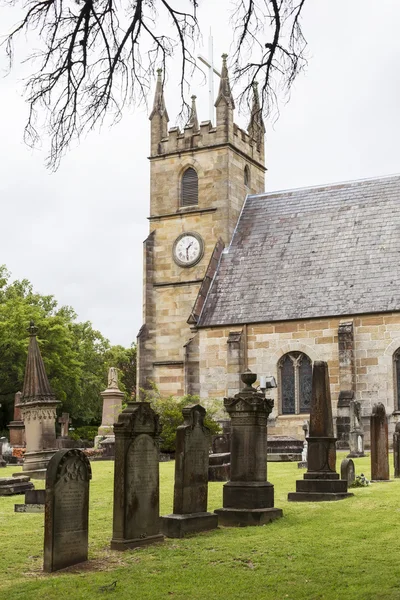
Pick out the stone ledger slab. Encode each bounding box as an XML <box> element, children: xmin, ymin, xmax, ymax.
<box><xmin>43</xmin><ymin>449</ymin><xmax>92</xmax><ymax>572</ymax></box>
<box><xmin>0</xmin><ymin>476</ymin><xmax>34</xmax><ymax>497</ymax></box>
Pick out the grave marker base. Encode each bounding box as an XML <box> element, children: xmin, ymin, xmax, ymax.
<box><xmin>111</xmin><ymin>533</ymin><xmax>164</xmax><ymax>551</ymax></box>
<box><xmin>288</xmin><ymin>477</ymin><xmax>354</xmax><ymax>501</ymax></box>
<box><xmin>215</xmin><ymin>507</ymin><xmax>283</xmax><ymax>527</ymax></box>
<box><xmin>15</xmin><ymin>503</ymin><xmax>44</xmax><ymax>513</ymax></box>
<box><xmin>161</xmin><ymin>512</ymin><xmax>218</xmax><ymax>538</ymax></box>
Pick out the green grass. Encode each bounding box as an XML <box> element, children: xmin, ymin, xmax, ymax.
<box><xmin>1</xmin><ymin>454</ymin><xmax>400</xmax><ymax>600</ymax></box>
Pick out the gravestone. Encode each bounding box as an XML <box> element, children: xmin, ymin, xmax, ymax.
<box><xmin>43</xmin><ymin>449</ymin><xmax>92</xmax><ymax>572</ymax></box>
<box><xmin>8</xmin><ymin>391</ymin><xmax>25</xmax><ymax>448</ymax></box>
<box><xmin>393</xmin><ymin>423</ymin><xmax>400</xmax><ymax>478</ymax></box>
<box><xmin>370</xmin><ymin>403</ymin><xmax>389</xmax><ymax>481</ymax></box>
<box><xmin>288</xmin><ymin>361</ymin><xmax>353</xmax><ymax>501</ymax></box>
<box><xmin>161</xmin><ymin>405</ymin><xmax>218</xmax><ymax>538</ymax></box>
<box><xmin>111</xmin><ymin>402</ymin><xmax>164</xmax><ymax>550</ymax></box>
<box><xmin>15</xmin><ymin>489</ymin><xmax>46</xmax><ymax>513</ymax></box>
<box><xmin>214</xmin><ymin>370</ymin><xmax>283</xmax><ymax>526</ymax></box>
<box><xmin>298</xmin><ymin>420</ymin><xmax>309</xmax><ymax>469</ymax></box>
<box><xmin>347</xmin><ymin>399</ymin><xmax>365</xmax><ymax>458</ymax></box>
<box><xmin>340</xmin><ymin>458</ymin><xmax>355</xmax><ymax>486</ymax></box>
<box><xmin>58</xmin><ymin>413</ymin><xmax>72</xmax><ymax>438</ymax></box>
<box><xmin>0</xmin><ymin>476</ymin><xmax>34</xmax><ymax>496</ymax></box>
<box><xmin>0</xmin><ymin>438</ymin><xmax>6</xmax><ymax>468</ymax></box>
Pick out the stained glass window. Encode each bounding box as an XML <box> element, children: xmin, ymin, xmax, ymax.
<box><xmin>281</xmin><ymin>354</ymin><xmax>295</xmax><ymax>414</ymax></box>
<box><xmin>279</xmin><ymin>352</ymin><xmax>312</xmax><ymax>415</ymax></box>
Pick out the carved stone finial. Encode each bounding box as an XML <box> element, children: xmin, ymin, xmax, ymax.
<box><xmin>28</xmin><ymin>321</ymin><xmax>38</xmax><ymax>336</ymax></box>
<box><xmin>241</xmin><ymin>369</ymin><xmax>257</xmax><ymax>390</ymax></box>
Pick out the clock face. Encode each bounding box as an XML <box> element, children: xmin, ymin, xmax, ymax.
<box><xmin>173</xmin><ymin>232</ymin><xmax>204</xmax><ymax>267</ymax></box>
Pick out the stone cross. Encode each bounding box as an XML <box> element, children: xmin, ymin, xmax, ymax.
<box><xmin>370</xmin><ymin>403</ymin><xmax>389</xmax><ymax>481</ymax></box>
<box><xmin>288</xmin><ymin>361</ymin><xmax>353</xmax><ymax>501</ymax></box>
<box><xmin>161</xmin><ymin>404</ymin><xmax>217</xmax><ymax>538</ymax></box>
<box><xmin>58</xmin><ymin>413</ymin><xmax>72</xmax><ymax>438</ymax></box>
<box><xmin>111</xmin><ymin>402</ymin><xmax>164</xmax><ymax>550</ymax></box>
<box><xmin>43</xmin><ymin>449</ymin><xmax>92</xmax><ymax>572</ymax></box>
<box><xmin>214</xmin><ymin>370</ymin><xmax>283</xmax><ymax>526</ymax></box>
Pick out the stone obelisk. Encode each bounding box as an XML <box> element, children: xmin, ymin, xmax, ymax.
<box><xmin>288</xmin><ymin>361</ymin><xmax>353</xmax><ymax>501</ymax></box>
<box><xmin>18</xmin><ymin>322</ymin><xmax>60</xmax><ymax>479</ymax></box>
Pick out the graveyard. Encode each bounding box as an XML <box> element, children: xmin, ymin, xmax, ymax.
<box><xmin>1</xmin><ymin>454</ymin><xmax>399</xmax><ymax>600</ymax></box>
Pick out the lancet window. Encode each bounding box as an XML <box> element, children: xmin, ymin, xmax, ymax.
<box><xmin>181</xmin><ymin>167</ymin><xmax>198</xmax><ymax>207</ymax></box>
<box><xmin>278</xmin><ymin>352</ymin><xmax>312</xmax><ymax>415</ymax></box>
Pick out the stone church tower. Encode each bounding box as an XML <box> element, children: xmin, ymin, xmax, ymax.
<box><xmin>137</xmin><ymin>56</ymin><xmax>266</xmax><ymax>398</ymax></box>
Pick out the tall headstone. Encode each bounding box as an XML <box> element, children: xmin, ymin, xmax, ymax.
<box><xmin>97</xmin><ymin>368</ymin><xmax>124</xmax><ymax>442</ymax></box>
<box><xmin>347</xmin><ymin>399</ymin><xmax>365</xmax><ymax>458</ymax></box>
<box><xmin>19</xmin><ymin>322</ymin><xmax>60</xmax><ymax>479</ymax></box>
<box><xmin>370</xmin><ymin>403</ymin><xmax>389</xmax><ymax>481</ymax></box>
<box><xmin>288</xmin><ymin>361</ymin><xmax>353</xmax><ymax>501</ymax></box>
<box><xmin>214</xmin><ymin>370</ymin><xmax>283</xmax><ymax>526</ymax></box>
<box><xmin>111</xmin><ymin>402</ymin><xmax>164</xmax><ymax>550</ymax></box>
<box><xmin>161</xmin><ymin>404</ymin><xmax>218</xmax><ymax>537</ymax></box>
<box><xmin>8</xmin><ymin>391</ymin><xmax>25</xmax><ymax>447</ymax></box>
<box><xmin>393</xmin><ymin>422</ymin><xmax>400</xmax><ymax>478</ymax></box>
<box><xmin>43</xmin><ymin>449</ymin><xmax>92</xmax><ymax>572</ymax></box>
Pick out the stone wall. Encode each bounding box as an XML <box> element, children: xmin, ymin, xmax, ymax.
<box><xmin>197</xmin><ymin>313</ymin><xmax>400</xmax><ymax>440</ymax></box>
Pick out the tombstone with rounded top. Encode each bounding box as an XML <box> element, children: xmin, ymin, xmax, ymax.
<box><xmin>370</xmin><ymin>403</ymin><xmax>389</xmax><ymax>481</ymax></box>
<box><xmin>288</xmin><ymin>361</ymin><xmax>353</xmax><ymax>501</ymax></box>
<box><xmin>111</xmin><ymin>402</ymin><xmax>164</xmax><ymax>550</ymax></box>
<box><xmin>161</xmin><ymin>404</ymin><xmax>217</xmax><ymax>537</ymax></box>
<box><xmin>43</xmin><ymin>448</ymin><xmax>92</xmax><ymax>572</ymax></box>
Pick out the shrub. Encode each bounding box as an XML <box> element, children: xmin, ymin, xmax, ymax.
<box><xmin>69</xmin><ymin>426</ymin><xmax>98</xmax><ymax>442</ymax></box>
<box><xmin>144</xmin><ymin>390</ymin><xmax>221</xmax><ymax>453</ymax></box>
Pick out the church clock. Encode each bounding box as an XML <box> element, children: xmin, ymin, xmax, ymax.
<box><xmin>173</xmin><ymin>232</ymin><xmax>204</xmax><ymax>267</ymax></box>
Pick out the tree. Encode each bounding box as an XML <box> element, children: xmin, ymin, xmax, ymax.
<box><xmin>1</xmin><ymin>0</ymin><xmax>307</xmax><ymax>169</ymax></box>
<box><xmin>0</xmin><ymin>265</ymin><xmax>136</xmax><ymax>431</ymax></box>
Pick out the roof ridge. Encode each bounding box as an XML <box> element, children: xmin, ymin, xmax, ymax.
<box><xmin>248</xmin><ymin>172</ymin><xmax>400</xmax><ymax>200</ymax></box>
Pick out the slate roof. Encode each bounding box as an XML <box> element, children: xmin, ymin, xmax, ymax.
<box><xmin>198</xmin><ymin>174</ymin><xmax>400</xmax><ymax>327</ymax></box>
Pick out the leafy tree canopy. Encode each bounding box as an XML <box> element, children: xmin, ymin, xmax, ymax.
<box><xmin>0</xmin><ymin>265</ymin><xmax>136</xmax><ymax>432</ymax></box>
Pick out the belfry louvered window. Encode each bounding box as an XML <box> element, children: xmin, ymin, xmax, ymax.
<box><xmin>181</xmin><ymin>167</ymin><xmax>198</xmax><ymax>207</ymax></box>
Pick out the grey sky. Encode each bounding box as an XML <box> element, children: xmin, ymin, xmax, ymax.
<box><xmin>1</xmin><ymin>1</ymin><xmax>399</xmax><ymax>347</ymax></box>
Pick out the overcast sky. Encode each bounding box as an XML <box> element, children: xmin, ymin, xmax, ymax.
<box><xmin>1</xmin><ymin>1</ymin><xmax>400</xmax><ymax>347</ymax></box>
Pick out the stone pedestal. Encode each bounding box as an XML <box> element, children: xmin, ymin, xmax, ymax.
<box><xmin>208</xmin><ymin>452</ymin><xmax>230</xmax><ymax>481</ymax></box>
<box><xmin>370</xmin><ymin>403</ymin><xmax>389</xmax><ymax>481</ymax></box>
<box><xmin>0</xmin><ymin>476</ymin><xmax>34</xmax><ymax>496</ymax></box>
<box><xmin>288</xmin><ymin>361</ymin><xmax>353</xmax><ymax>502</ymax></box>
<box><xmin>99</xmin><ymin>368</ymin><xmax>124</xmax><ymax>437</ymax></box>
<box><xmin>111</xmin><ymin>402</ymin><xmax>164</xmax><ymax>550</ymax></box>
<box><xmin>161</xmin><ymin>404</ymin><xmax>217</xmax><ymax>538</ymax></box>
<box><xmin>215</xmin><ymin>371</ymin><xmax>283</xmax><ymax>527</ymax></box>
<box><xmin>393</xmin><ymin>423</ymin><xmax>400</xmax><ymax>478</ymax></box>
<box><xmin>8</xmin><ymin>392</ymin><xmax>25</xmax><ymax>448</ymax></box>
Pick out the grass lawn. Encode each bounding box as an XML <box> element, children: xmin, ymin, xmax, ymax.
<box><xmin>1</xmin><ymin>453</ymin><xmax>400</xmax><ymax>600</ymax></box>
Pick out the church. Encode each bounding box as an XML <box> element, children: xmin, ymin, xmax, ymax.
<box><xmin>137</xmin><ymin>56</ymin><xmax>400</xmax><ymax>446</ymax></box>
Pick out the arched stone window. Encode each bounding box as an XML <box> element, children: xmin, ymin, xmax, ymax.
<box><xmin>244</xmin><ymin>165</ymin><xmax>250</xmax><ymax>188</ymax></box>
<box><xmin>181</xmin><ymin>167</ymin><xmax>198</xmax><ymax>207</ymax></box>
<box><xmin>394</xmin><ymin>348</ymin><xmax>400</xmax><ymax>411</ymax></box>
<box><xmin>278</xmin><ymin>352</ymin><xmax>312</xmax><ymax>415</ymax></box>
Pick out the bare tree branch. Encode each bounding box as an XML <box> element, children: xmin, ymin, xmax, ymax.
<box><xmin>1</xmin><ymin>0</ymin><xmax>308</xmax><ymax>168</ymax></box>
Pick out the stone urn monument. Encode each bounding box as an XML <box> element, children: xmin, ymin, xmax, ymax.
<box><xmin>95</xmin><ymin>368</ymin><xmax>124</xmax><ymax>451</ymax></box>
